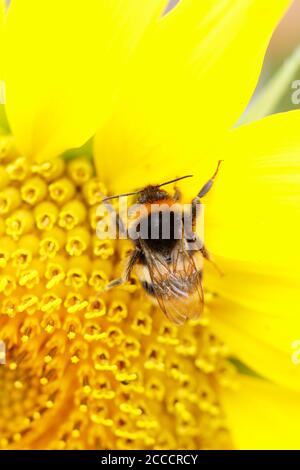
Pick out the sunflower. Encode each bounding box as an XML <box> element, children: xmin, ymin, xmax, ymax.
<box><xmin>0</xmin><ymin>0</ymin><xmax>300</xmax><ymax>450</ymax></box>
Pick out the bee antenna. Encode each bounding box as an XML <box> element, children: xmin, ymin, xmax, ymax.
<box><xmin>102</xmin><ymin>190</ymin><xmax>141</xmax><ymax>202</ymax></box>
<box><xmin>157</xmin><ymin>174</ymin><xmax>193</xmax><ymax>188</ymax></box>
<box><xmin>102</xmin><ymin>175</ymin><xmax>193</xmax><ymax>202</ymax></box>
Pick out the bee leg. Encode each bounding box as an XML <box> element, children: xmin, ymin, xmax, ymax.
<box><xmin>103</xmin><ymin>277</ymin><xmax>124</xmax><ymax>291</ymax></box>
<box><xmin>173</xmin><ymin>186</ymin><xmax>181</xmax><ymax>202</ymax></box>
<box><xmin>200</xmin><ymin>245</ymin><xmax>224</xmax><ymax>276</ymax></box>
<box><xmin>124</xmin><ymin>247</ymin><xmax>141</xmax><ymax>279</ymax></box>
<box><xmin>197</xmin><ymin>159</ymin><xmax>223</xmax><ymax>199</ymax></box>
<box><xmin>191</xmin><ymin>160</ymin><xmax>223</xmax><ymax>217</ymax></box>
<box><xmin>101</xmin><ymin>248</ymin><xmax>141</xmax><ymax>294</ymax></box>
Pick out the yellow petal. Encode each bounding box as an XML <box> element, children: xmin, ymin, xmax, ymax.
<box><xmin>3</xmin><ymin>0</ymin><xmax>168</xmax><ymax>161</ymax></box>
<box><xmin>205</xmin><ymin>110</ymin><xmax>300</xmax><ymax>275</ymax></box>
<box><xmin>0</xmin><ymin>0</ymin><xmax>4</xmax><ymax>34</ymax></box>
<box><xmin>0</xmin><ymin>0</ymin><xmax>4</xmax><ymax>30</ymax></box>
<box><xmin>221</xmin><ymin>375</ymin><xmax>300</xmax><ymax>449</ymax></box>
<box><xmin>0</xmin><ymin>0</ymin><xmax>6</xmax><ymax>128</ymax></box>
<box><xmin>0</xmin><ymin>0</ymin><xmax>5</xmax><ymax>76</ymax></box>
<box><xmin>209</xmin><ymin>292</ymin><xmax>300</xmax><ymax>391</ymax></box>
<box><xmin>206</xmin><ymin>258</ymin><xmax>300</xmax><ymax>323</ymax></box>
<box><xmin>204</xmin><ymin>111</ymin><xmax>300</xmax><ymax>391</ymax></box>
<box><xmin>205</xmin><ymin>112</ymin><xmax>300</xmax><ymax>389</ymax></box>
<box><xmin>95</xmin><ymin>0</ymin><xmax>291</xmax><ymax>193</ymax></box>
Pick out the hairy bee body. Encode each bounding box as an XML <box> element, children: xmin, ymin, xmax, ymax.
<box><xmin>103</xmin><ymin>162</ymin><xmax>222</xmax><ymax>324</ymax></box>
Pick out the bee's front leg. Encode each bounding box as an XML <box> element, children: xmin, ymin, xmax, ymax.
<box><xmin>191</xmin><ymin>160</ymin><xmax>223</xmax><ymax>219</ymax></box>
<box><xmin>101</xmin><ymin>247</ymin><xmax>141</xmax><ymax>293</ymax></box>
<box><xmin>103</xmin><ymin>277</ymin><xmax>124</xmax><ymax>291</ymax></box>
<box><xmin>173</xmin><ymin>186</ymin><xmax>181</xmax><ymax>202</ymax></box>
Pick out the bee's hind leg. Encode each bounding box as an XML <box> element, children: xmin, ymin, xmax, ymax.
<box><xmin>200</xmin><ymin>245</ymin><xmax>224</xmax><ymax>277</ymax></box>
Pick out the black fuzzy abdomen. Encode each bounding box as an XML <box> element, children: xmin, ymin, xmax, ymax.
<box><xmin>139</xmin><ymin>211</ymin><xmax>182</xmax><ymax>256</ymax></box>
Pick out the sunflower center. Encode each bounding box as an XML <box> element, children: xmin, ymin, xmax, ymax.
<box><xmin>0</xmin><ymin>342</ymin><xmax>71</xmax><ymax>448</ymax></box>
<box><xmin>0</xmin><ymin>135</ymin><xmax>236</xmax><ymax>449</ymax></box>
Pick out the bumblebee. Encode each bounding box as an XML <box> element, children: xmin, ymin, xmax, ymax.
<box><xmin>102</xmin><ymin>161</ymin><xmax>222</xmax><ymax>325</ymax></box>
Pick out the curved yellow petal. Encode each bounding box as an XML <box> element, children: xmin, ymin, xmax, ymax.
<box><xmin>0</xmin><ymin>0</ymin><xmax>4</xmax><ymax>36</ymax></box>
<box><xmin>221</xmin><ymin>375</ymin><xmax>300</xmax><ymax>449</ymax></box>
<box><xmin>0</xmin><ymin>0</ymin><xmax>4</xmax><ymax>29</ymax></box>
<box><xmin>206</xmin><ymin>258</ymin><xmax>300</xmax><ymax>322</ymax></box>
<box><xmin>210</xmin><ymin>293</ymin><xmax>300</xmax><ymax>391</ymax></box>
<box><xmin>0</xmin><ymin>0</ymin><xmax>6</xmax><ymax>128</ymax></box>
<box><xmin>204</xmin><ymin>111</ymin><xmax>300</xmax><ymax>392</ymax></box>
<box><xmin>95</xmin><ymin>0</ymin><xmax>291</xmax><ymax>193</ymax></box>
<box><xmin>0</xmin><ymin>1</ymin><xmax>5</xmax><ymax>72</ymax></box>
<box><xmin>3</xmin><ymin>0</ymin><xmax>168</xmax><ymax>161</ymax></box>
<box><xmin>205</xmin><ymin>110</ymin><xmax>300</xmax><ymax>274</ymax></box>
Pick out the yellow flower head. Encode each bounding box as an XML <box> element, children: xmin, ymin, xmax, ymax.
<box><xmin>0</xmin><ymin>0</ymin><xmax>300</xmax><ymax>450</ymax></box>
<box><xmin>0</xmin><ymin>142</ymin><xmax>234</xmax><ymax>450</ymax></box>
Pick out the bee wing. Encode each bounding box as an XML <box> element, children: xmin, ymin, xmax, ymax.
<box><xmin>139</xmin><ymin>239</ymin><xmax>204</xmax><ymax>325</ymax></box>
<box><xmin>171</xmin><ymin>238</ymin><xmax>204</xmax><ymax>321</ymax></box>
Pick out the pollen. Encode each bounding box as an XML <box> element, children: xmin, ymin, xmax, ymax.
<box><xmin>0</xmin><ymin>136</ymin><xmax>235</xmax><ymax>450</ymax></box>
